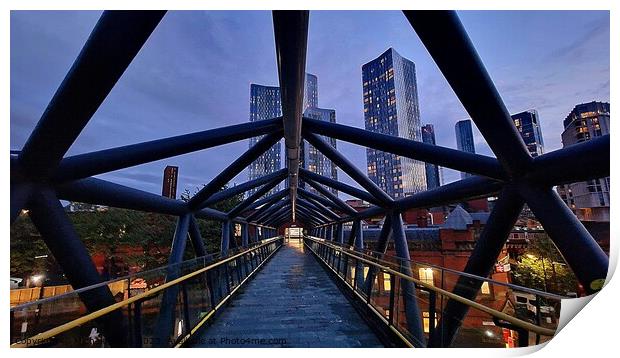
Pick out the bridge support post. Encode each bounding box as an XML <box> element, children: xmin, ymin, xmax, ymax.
<box><xmin>336</xmin><ymin>223</ymin><xmax>344</xmax><ymax>244</ymax></box>
<box><xmin>155</xmin><ymin>214</ymin><xmax>190</xmax><ymax>347</ymax></box>
<box><xmin>365</xmin><ymin>214</ymin><xmax>392</xmax><ymax>292</ymax></box>
<box><xmin>221</xmin><ymin>219</ymin><xmax>232</xmax><ymax>255</ymax></box>
<box><xmin>391</xmin><ymin>211</ymin><xmax>426</xmax><ymax>347</ymax></box>
<box><xmin>241</xmin><ymin>223</ymin><xmax>249</xmax><ymax>247</ymax></box>
<box><xmin>188</xmin><ymin>216</ymin><xmax>206</xmax><ymax>257</ymax></box>
<box><xmin>28</xmin><ymin>187</ymin><xmax>126</xmax><ymax>347</ymax></box>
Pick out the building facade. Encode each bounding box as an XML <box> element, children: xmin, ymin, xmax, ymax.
<box><xmin>248</xmin><ymin>84</ymin><xmax>282</xmax><ymax>197</ymax></box>
<box><xmin>301</xmin><ymin>106</ymin><xmax>338</xmax><ymax>195</ymax></box>
<box><xmin>363</xmin><ymin>48</ymin><xmax>427</xmax><ymax>198</ymax></box>
<box><xmin>162</xmin><ymin>165</ymin><xmax>178</xmax><ymax>199</ymax></box>
<box><xmin>511</xmin><ymin>110</ymin><xmax>545</xmax><ymax>157</ymax></box>
<box><xmin>249</xmin><ymin>74</ymin><xmax>338</xmax><ymax>197</ymax></box>
<box><xmin>455</xmin><ymin>119</ymin><xmax>476</xmax><ymax>179</ymax></box>
<box><xmin>557</xmin><ymin>101</ymin><xmax>610</xmax><ymax>221</ymax></box>
<box><xmin>421</xmin><ymin>124</ymin><xmax>441</xmax><ymax>189</ymax></box>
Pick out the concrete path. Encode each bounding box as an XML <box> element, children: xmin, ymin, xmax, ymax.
<box><xmin>191</xmin><ymin>239</ymin><xmax>383</xmax><ymax>348</ymax></box>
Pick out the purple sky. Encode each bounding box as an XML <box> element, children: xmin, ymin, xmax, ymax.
<box><xmin>10</xmin><ymin>10</ymin><xmax>610</xmax><ymax>199</ymax></box>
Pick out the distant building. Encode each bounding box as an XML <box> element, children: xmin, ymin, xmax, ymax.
<box><xmin>557</xmin><ymin>101</ymin><xmax>610</xmax><ymax>221</ymax></box>
<box><xmin>421</xmin><ymin>124</ymin><xmax>441</xmax><ymax>189</ymax></box>
<box><xmin>250</xmin><ymin>73</ymin><xmax>338</xmax><ymax>198</ymax></box>
<box><xmin>65</xmin><ymin>202</ymin><xmax>108</xmax><ymax>213</ymax></box>
<box><xmin>511</xmin><ymin>110</ymin><xmax>544</xmax><ymax>157</ymax></box>
<box><xmin>363</xmin><ymin>48</ymin><xmax>427</xmax><ymax>198</ymax></box>
<box><xmin>248</xmin><ymin>84</ymin><xmax>282</xmax><ymax>197</ymax></box>
<box><xmin>302</xmin><ymin>106</ymin><xmax>338</xmax><ymax>195</ymax></box>
<box><xmin>162</xmin><ymin>166</ymin><xmax>178</xmax><ymax>199</ymax></box>
<box><xmin>455</xmin><ymin>119</ymin><xmax>476</xmax><ymax>179</ymax></box>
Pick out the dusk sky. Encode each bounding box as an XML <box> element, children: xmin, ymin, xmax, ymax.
<box><xmin>10</xmin><ymin>10</ymin><xmax>610</xmax><ymax>199</ymax></box>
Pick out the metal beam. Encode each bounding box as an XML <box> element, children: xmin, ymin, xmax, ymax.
<box><xmin>188</xmin><ymin>215</ymin><xmax>207</xmax><ymax>256</ymax></box>
<box><xmin>390</xmin><ymin>211</ymin><xmax>426</xmax><ymax>347</ymax></box>
<box><xmin>303</xmin><ymin>117</ymin><xmax>505</xmax><ymax>180</ymax></box>
<box><xmin>53</xmin><ymin>118</ymin><xmax>282</xmax><ymax>183</ymax></box>
<box><xmin>18</xmin><ymin>11</ymin><xmax>166</xmax><ymax>178</ymax></box>
<box><xmin>299</xmin><ymin>168</ymin><xmax>382</xmax><ymax>206</ymax></box>
<box><xmin>403</xmin><ymin>10</ymin><xmax>532</xmax><ymax>177</ymax></box>
<box><xmin>304</xmin><ymin>131</ymin><xmax>393</xmax><ymax>206</ymax></box>
<box><xmin>273</xmin><ymin>10</ymin><xmax>309</xmax><ymax>222</ymax></box>
<box><xmin>240</xmin><ymin>188</ymin><xmax>288</xmax><ymax>214</ymax></box>
<box><xmin>228</xmin><ymin>179</ymin><xmax>286</xmax><ymax>218</ymax></box>
<box><xmin>28</xmin><ymin>187</ymin><xmax>126</xmax><ymax>347</ymax></box>
<box><xmin>302</xmin><ymin>179</ymin><xmax>359</xmax><ymax>216</ymax></box>
<box><xmin>526</xmin><ymin>135</ymin><xmax>610</xmax><ymax>186</ymax></box>
<box><xmin>199</xmin><ymin>168</ymin><xmax>287</xmax><ymax>209</ymax></box>
<box><xmin>187</xmin><ymin>131</ymin><xmax>282</xmax><ymax>210</ymax></box>
<box><xmin>430</xmin><ymin>186</ymin><xmax>523</xmax><ymax>347</ymax></box>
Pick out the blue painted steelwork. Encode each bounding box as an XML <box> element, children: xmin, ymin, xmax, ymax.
<box><xmin>9</xmin><ymin>9</ymin><xmax>610</xmax><ymax>348</ymax></box>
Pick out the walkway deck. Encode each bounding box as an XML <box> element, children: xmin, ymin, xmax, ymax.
<box><xmin>191</xmin><ymin>239</ymin><xmax>383</xmax><ymax>348</ymax></box>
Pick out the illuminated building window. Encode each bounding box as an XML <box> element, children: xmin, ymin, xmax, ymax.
<box><xmin>422</xmin><ymin>312</ymin><xmax>437</xmax><ymax>333</ymax></box>
<box><xmin>419</xmin><ymin>268</ymin><xmax>434</xmax><ymax>286</ymax></box>
<box><xmin>383</xmin><ymin>273</ymin><xmax>391</xmax><ymax>292</ymax></box>
<box><xmin>481</xmin><ymin>281</ymin><xmax>490</xmax><ymax>294</ymax></box>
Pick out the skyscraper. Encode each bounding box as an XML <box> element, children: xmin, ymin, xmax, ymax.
<box><xmin>363</xmin><ymin>48</ymin><xmax>426</xmax><ymax>198</ymax></box>
<box><xmin>557</xmin><ymin>101</ymin><xmax>610</xmax><ymax>221</ymax></box>
<box><xmin>511</xmin><ymin>109</ymin><xmax>545</xmax><ymax>157</ymax></box>
<box><xmin>162</xmin><ymin>165</ymin><xmax>178</xmax><ymax>199</ymax></box>
<box><xmin>421</xmin><ymin>124</ymin><xmax>441</xmax><ymax>189</ymax></box>
<box><xmin>455</xmin><ymin>119</ymin><xmax>476</xmax><ymax>179</ymax></box>
<box><xmin>249</xmin><ymin>73</ymin><xmax>338</xmax><ymax>197</ymax></box>
<box><xmin>248</xmin><ymin>84</ymin><xmax>282</xmax><ymax>197</ymax></box>
<box><xmin>301</xmin><ymin>107</ymin><xmax>338</xmax><ymax>195</ymax></box>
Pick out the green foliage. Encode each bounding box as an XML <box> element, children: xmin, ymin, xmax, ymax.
<box><xmin>512</xmin><ymin>235</ymin><xmax>579</xmax><ymax>295</ymax></box>
<box><xmin>10</xmin><ymin>185</ymin><xmax>243</xmax><ymax>280</ymax></box>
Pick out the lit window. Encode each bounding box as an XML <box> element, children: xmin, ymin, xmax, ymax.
<box><xmin>419</xmin><ymin>268</ymin><xmax>434</xmax><ymax>286</ymax></box>
<box><xmin>481</xmin><ymin>281</ymin><xmax>490</xmax><ymax>294</ymax></box>
<box><xmin>422</xmin><ymin>312</ymin><xmax>437</xmax><ymax>333</ymax></box>
<box><xmin>383</xmin><ymin>273</ymin><xmax>391</xmax><ymax>291</ymax></box>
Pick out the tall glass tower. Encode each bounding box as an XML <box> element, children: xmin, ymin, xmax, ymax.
<box><xmin>455</xmin><ymin>119</ymin><xmax>476</xmax><ymax>179</ymax></box>
<box><xmin>421</xmin><ymin>124</ymin><xmax>441</xmax><ymax>189</ymax></box>
<box><xmin>249</xmin><ymin>73</ymin><xmax>338</xmax><ymax>197</ymax></box>
<box><xmin>511</xmin><ymin>109</ymin><xmax>544</xmax><ymax>157</ymax></box>
<box><xmin>248</xmin><ymin>84</ymin><xmax>282</xmax><ymax>196</ymax></box>
<box><xmin>362</xmin><ymin>48</ymin><xmax>426</xmax><ymax>198</ymax></box>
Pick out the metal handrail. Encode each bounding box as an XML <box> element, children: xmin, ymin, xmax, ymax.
<box><xmin>304</xmin><ymin>236</ymin><xmax>556</xmax><ymax>337</ymax></box>
<box><xmin>11</xmin><ymin>237</ymin><xmax>283</xmax><ymax>348</ymax></box>
<box><xmin>310</xmin><ymin>236</ymin><xmax>566</xmax><ymax>300</ymax></box>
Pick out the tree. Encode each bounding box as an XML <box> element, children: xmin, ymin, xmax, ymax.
<box><xmin>180</xmin><ymin>184</ymin><xmax>244</xmax><ymax>254</ymax></box>
<box><xmin>512</xmin><ymin>234</ymin><xmax>579</xmax><ymax>295</ymax></box>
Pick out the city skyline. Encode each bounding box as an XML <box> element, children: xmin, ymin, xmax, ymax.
<box><xmin>10</xmin><ymin>10</ymin><xmax>610</xmax><ymax>198</ymax></box>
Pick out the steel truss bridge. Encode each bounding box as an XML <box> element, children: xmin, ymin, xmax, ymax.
<box><xmin>10</xmin><ymin>10</ymin><xmax>609</xmax><ymax>348</ymax></box>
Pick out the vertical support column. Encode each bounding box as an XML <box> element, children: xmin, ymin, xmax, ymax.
<box><xmin>365</xmin><ymin>214</ymin><xmax>393</xmax><ymax>291</ymax></box>
<box><xmin>221</xmin><ymin>219</ymin><xmax>232</xmax><ymax>255</ymax></box>
<box><xmin>336</xmin><ymin>223</ymin><xmax>344</xmax><ymax>244</ymax></box>
<box><xmin>188</xmin><ymin>215</ymin><xmax>206</xmax><ymax>257</ymax></box>
<box><xmin>155</xmin><ymin>214</ymin><xmax>190</xmax><ymax>347</ymax></box>
<box><xmin>431</xmin><ymin>186</ymin><xmax>523</xmax><ymax>347</ymax></box>
<box><xmin>242</xmin><ymin>223</ymin><xmax>249</xmax><ymax>247</ymax></box>
<box><xmin>28</xmin><ymin>187</ymin><xmax>126</xmax><ymax>347</ymax></box>
<box><xmin>391</xmin><ymin>211</ymin><xmax>426</xmax><ymax>347</ymax></box>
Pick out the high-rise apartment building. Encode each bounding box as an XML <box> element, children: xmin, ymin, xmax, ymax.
<box><xmin>557</xmin><ymin>101</ymin><xmax>610</xmax><ymax>221</ymax></box>
<box><xmin>363</xmin><ymin>48</ymin><xmax>427</xmax><ymax>198</ymax></box>
<box><xmin>421</xmin><ymin>124</ymin><xmax>441</xmax><ymax>189</ymax></box>
<box><xmin>248</xmin><ymin>84</ymin><xmax>282</xmax><ymax>197</ymax></box>
<box><xmin>511</xmin><ymin>110</ymin><xmax>545</xmax><ymax>157</ymax></box>
<box><xmin>162</xmin><ymin>165</ymin><xmax>178</xmax><ymax>199</ymax></box>
<box><xmin>455</xmin><ymin>119</ymin><xmax>476</xmax><ymax>179</ymax></box>
<box><xmin>248</xmin><ymin>73</ymin><xmax>338</xmax><ymax>197</ymax></box>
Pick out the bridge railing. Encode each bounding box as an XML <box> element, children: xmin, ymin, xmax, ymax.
<box><xmin>304</xmin><ymin>236</ymin><xmax>560</xmax><ymax>348</ymax></box>
<box><xmin>10</xmin><ymin>236</ymin><xmax>284</xmax><ymax>348</ymax></box>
